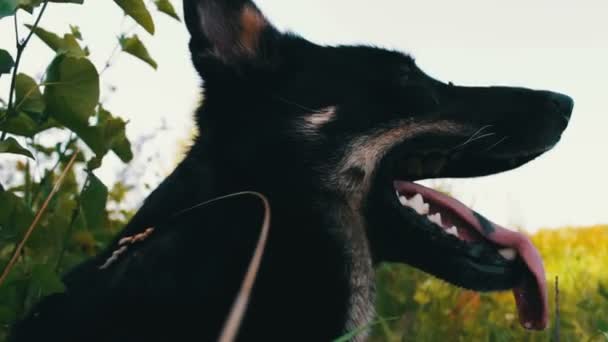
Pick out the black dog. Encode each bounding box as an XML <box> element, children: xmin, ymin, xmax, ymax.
<box><xmin>11</xmin><ymin>1</ymin><xmax>574</xmax><ymax>341</ymax></box>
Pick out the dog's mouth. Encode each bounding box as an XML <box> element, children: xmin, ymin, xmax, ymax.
<box><xmin>392</xmin><ymin>180</ymin><xmax>547</xmax><ymax>330</ymax></box>
<box><xmin>374</xmin><ymin>146</ymin><xmax>550</xmax><ymax>330</ymax></box>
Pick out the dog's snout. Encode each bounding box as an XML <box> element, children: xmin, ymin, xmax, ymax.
<box><xmin>544</xmin><ymin>91</ymin><xmax>574</xmax><ymax>125</ymax></box>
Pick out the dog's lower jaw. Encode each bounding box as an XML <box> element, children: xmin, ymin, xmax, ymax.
<box><xmin>327</xmin><ymin>201</ymin><xmax>377</xmax><ymax>340</ymax></box>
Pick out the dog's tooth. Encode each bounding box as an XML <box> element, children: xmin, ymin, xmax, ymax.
<box><xmin>498</xmin><ymin>248</ymin><xmax>517</xmax><ymax>261</ymax></box>
<box><xmin>405</xmin><ymin>194</ymin><xmax>428</xmax><ymax>215</ymax></box>
<box><xmin>399</xmin><ymin>195</ymin><xmax>408</xmax><ymax>206</ymax></box>
<box><xmin>420</xmin><ymin>203</ymin><xmax>430</xmax><ymax>215</ymax></box>
<box><xmin>410</xmin><ymin>194</ymin><xmax>424</xmax><ymax>206</ymax></box>
<box><xmin>446</xmin><ymin>226</ymin><xmax>459</xmax><ymax>237</ymax></box>
<box><xmin>427</xmin><ymin>213</ymin><xmax>443</xmax><ymax>226</ymax></box>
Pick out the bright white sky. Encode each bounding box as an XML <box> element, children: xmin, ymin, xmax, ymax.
<box><xmin>1</xmin><ymin>1</ymin><xmax>607</xmax><ymax>230</ymax></box>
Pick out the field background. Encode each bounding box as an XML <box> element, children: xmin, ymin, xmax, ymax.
<box><xmin>370</xmin><ymin>226</ymin><xmax>608</xmax><ymax>341</ymax></box>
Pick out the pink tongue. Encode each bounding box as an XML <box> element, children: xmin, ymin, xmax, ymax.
<box><xmin>394</xmin><ymin>181</ymin><xmax>548</xmax><ymax>330</ymax></box>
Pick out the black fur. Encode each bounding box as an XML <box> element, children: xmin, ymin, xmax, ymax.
<box><xmin>11</xmin><ymin>1</ymin><xmax>574</xmax><ymax>341</ymax></box>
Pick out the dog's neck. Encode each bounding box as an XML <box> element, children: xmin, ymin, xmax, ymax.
<box><xmin>318</xmin><ymin>195</ymin><xmax>376</xmax><ymax>338</ymax></box>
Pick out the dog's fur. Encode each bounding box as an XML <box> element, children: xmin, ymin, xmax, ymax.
<box><xmin>11</xmin><ymin>1</ymin><xmax>573</xmax><ymax>341</ymax></box>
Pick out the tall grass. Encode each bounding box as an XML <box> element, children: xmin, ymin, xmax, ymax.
<box><xmin>370</xmin><ymin>225</ymin><xmax>608</xmax><ymax>341</ymax></box>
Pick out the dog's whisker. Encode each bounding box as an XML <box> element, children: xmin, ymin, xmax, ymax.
<box><xmin>470</xmin><ymin>125</ymin><xmax>493</xmax><ymax>140</ymax></box>
<box><xmin>484</xmin><ymin>136</ymin><xmax>509</xmax><ymax>152</ymax></box>
<box><xmin>450</xmin><ymin>125</ymin><xmax>493</xmax><ymax>150</ymax></box>
<box><xmin>452</xmin><ymin>131</ymin><xmax>496</xmax><ymax>151</ymax></box>
<box><xmin>271</xmin><ymin>94</ymin><xmax>320</xmax><ymax>113</ymax></box>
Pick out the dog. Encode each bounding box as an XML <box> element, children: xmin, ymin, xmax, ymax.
<box><xmin>11</xmin><ymin>0</ymin><xmax>574</xmax><ymax>341</ymax></box>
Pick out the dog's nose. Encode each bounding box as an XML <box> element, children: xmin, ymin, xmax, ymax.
<box><xmin>544</xmin><ymin>91</ymin><xmax>574</xmax><ymax>125</ymax></box>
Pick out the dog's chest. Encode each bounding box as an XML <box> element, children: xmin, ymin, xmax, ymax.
<box><xmin>329</xmin><ymin>203</ymin><xmax>376</xmax><ymax>340</ymax></box>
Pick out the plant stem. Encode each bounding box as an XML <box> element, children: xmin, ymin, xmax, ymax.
<box><xmin>0</xmin><ymin>148</ymin><xmax>80</xmax><ymax>287</ymax></box>
<box><xmin>553</xmin><ymin>276</ymin><xmax>560</xmax><ymax>342</ymax></box>
<box><xmin>30</xmin><ymin>135</ymin><xmax>77</xmax><ymax>206</ymax></box>
<box><xmin>13</xmin><ymin>12</ymin><xmax>19</xmax><ymax>44</ymax></box>
<box><xmin>55</xmin><ymin>172</ymin><xmax>91</xmax><ymax>273</ymax></box>
<box><xmin>1</xmin><ymin>0</ymin><xmax>50</xmax><ymax>141</ymax></box>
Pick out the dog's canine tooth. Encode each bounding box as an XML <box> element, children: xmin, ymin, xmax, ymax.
<box><xmin>446</xmin><ymin>226</ymin><xmax>459</xmax><ymax>237</ymax></box>
<box><xmin>427</xmin><ymin>213</ymin><xmax>443</xmax><ymax>226</ymax></box>
<box><xmin>398</xmin><ymin>195</ymin><xmax>408</xmax><ymax>206</ymax></box>
<box><xmin>405</xmin><ymin>194</ymin><xmax>429</xmax><ymax>215</ymax></box>
<box><xmin>420</xmin><ymin>203</ymin><xmax>430</xmax><ymax>215</ymax></box>
<box><xmin>498</xmin><ymin>248</ymin><xmax>517</xmax><ymax>261</ymax></box>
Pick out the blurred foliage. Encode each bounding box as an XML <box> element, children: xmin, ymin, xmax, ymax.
<box><xmin>370</xmin><ymin>225</ymin><xmax>608</xmax><ymax>342</ymax></box>
<box><xmin>0</xmin><ymin>0</ymin><xmax>179</xmax><ymax>340</ymax></box>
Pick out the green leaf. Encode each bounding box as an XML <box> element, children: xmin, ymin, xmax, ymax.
<box><xmin>0</xmin><ymin>110</ymin><xmax>59</xmax><ymax>137</ymax></box>
<box><xmin>17</xmin><ymin>0</ymin><xmax>43</xmax><ymax>13</ymax></box>
<box><xmin>0</xmin><ymin>189</ymin><xmax>34</xmax><ymax>240</ymax></box>
<box><xmin>103</xmin><ymin>113</ymin><xmax>132</xmax><ymax>162</ymax></box>
<box><xmin>0</xmin><ymin>111</ymin><xmax>37</xmax><ymax>136</ymax></box>
<box><xmin>77</xmin><ymin>107</ymin><xmax>133</xmax><ymax>162</ymax></box>
<box><xmin>25</xmin><ymin>25</ymin><xmax>87</xmax><ymax>57</ymax></box>
<box><xmin>48</xmin><ymin>0</ymin><xmax>84</xmax><ymax>4</ymax></box>
<box><xmin>119</xmin><ymin>34</ymin><xmax>158</xmax><ymax>69</ymax></box>
<box><xmin>154</xmin><ymin>0</ymin><xmax>179</xmax><ymax>21</ymax></box>
<box><xmin>27</xmin><ymin>192</ymin><xmax>76</xmax><ymax>253</ymax></box>
<box><xmin>81</xmin><ymin>173</ymin><xmax>108</xmax><ymax>231</ymax></box>
<box><xmin>0</xmin><ymin>137</ymin><xmax>34</xmax><ymax>159</ymax></box>
<box><xmin>0</xmin><ymin>0</ymin><xmax>18</xmax><ymax>19</ymax></box>
<box><xmin>599</xmin><ymin>282</ymin><xmax>608</xmax><ymax>300</ymax></box>
<box><xmin>114</xmin><ymin>0</ymin><xmax>155</xmax><ymax>35</ymax></box>
<box><xmin>0</xmin><ymin>49</ymin><xmax>14</xmax><ymax>75</ymax></box>
<box><xmin>44</xmin><ymin>54</ymin><xmax>100</xmax><ymax>129</ymax></box>
<box><xmin>15</xmin><ymin>73</ymin><xmax>45</xmax><ymax>114</ymax></box>
<box><xmin>19</xmin><ymin>0</ymin><xmax>83</xmax><ymax>13</ymax></box>
<box><xmin>25</xmin><ymin>25</ymin><xmax>63</xmax><ymax>50</ymax></box>
<box><xmin>27</xmin><ymin>264</ymin><xmax>65</xmax><ymax>303</ymax></box>
<box><xmin>70</xmin><ymin>24</ymin><xmax>82</xmax><ymax>40</ymax></box>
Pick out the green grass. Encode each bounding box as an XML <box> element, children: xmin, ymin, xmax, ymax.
<box><xmin>368</xmin><ymin>225</ymin><xmax>608</xmax><ymax>341</ymax></box>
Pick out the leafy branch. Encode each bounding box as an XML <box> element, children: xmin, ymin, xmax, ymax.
<box><xmin>0</xmin><ymin>148</ymin><xmax>80</xmax><ymax>287</ymax></box>
<box><xmin>0</xmin><ymin>1</ymin><xmax>181</xmax><ymax>338</ymax></box>
<box><xmin>1</xmin><ymin>0</ymin><xmax>50</xmax><ymax>141</ymax></box>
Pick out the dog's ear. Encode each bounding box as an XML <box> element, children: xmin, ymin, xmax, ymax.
<box><xmin>183</xmin><ymin>0</ymin><xmax>275</xmax><ymax>65</ymax></box>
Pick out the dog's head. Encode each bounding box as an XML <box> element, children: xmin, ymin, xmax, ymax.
<box><xmin>184</xmin><ymin>0</ymin><xmax>574</xmax><ymax>330</ymax></box>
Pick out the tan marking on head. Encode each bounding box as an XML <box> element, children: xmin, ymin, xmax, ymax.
<box><xmin>305</xmin><ymin>107</ymin><xmax>337</xmax><ymax>127</ymax></box>
<box><xmin>326</xmin><ymin>120</ymin><xmax>466</xmax><ymax>208</ymax></box>
<box><xmin>294</xmin><ymin>106</ymin><xmax>337</xmax><ymax>138</ymax></box>
<box><xmin>320</xmin><ymin>120</ymin><xmax>467</xmax><ymax>334</ymax></box>
<box><xmin>239</xmin><ymin>5</ymin><xmax>267</xmax><ymax>55</ymax></box>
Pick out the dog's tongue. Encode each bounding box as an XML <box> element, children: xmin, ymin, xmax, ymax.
<box><xmin>394</xmin><ymin>181</ymin><xmax>548</xmax><ymax>330</ymax></box>
<box><xmin>479</xmin><ymin>219</ymin><xmax>548</xmax><ymax>330</ymax></box>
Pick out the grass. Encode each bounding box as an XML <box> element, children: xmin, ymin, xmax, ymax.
<box><xmin>369</xmin><ymin>225</ymin><xmax>608</xmax><ymax>341</ymax></box>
